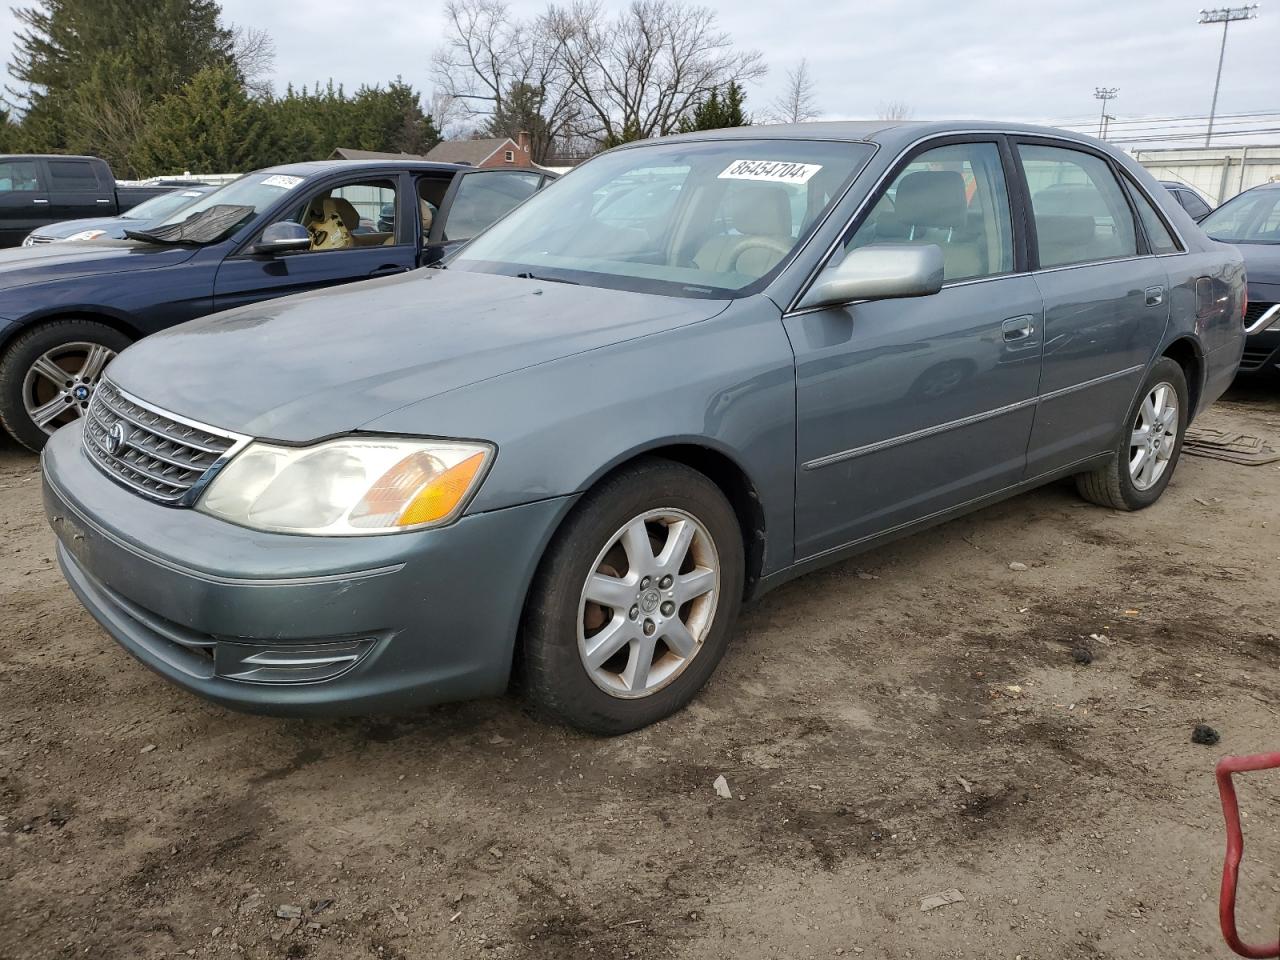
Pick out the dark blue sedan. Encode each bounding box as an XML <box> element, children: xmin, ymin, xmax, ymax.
<box><xmin>0</xmin><ymin>159</ymin><xmax>553</xmax><ymax>449</ymax></box>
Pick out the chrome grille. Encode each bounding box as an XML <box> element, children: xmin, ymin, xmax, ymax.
<box><xmin>82</xmin><ymin>380</ymin><xmax>245</xmax><ymax>504</ymax></box>
<box><xmin>23</xmin><ymin>235</ymin><xmax>56</xmax><ymax>246</ymax></box>
<box><xmin>1244</xmin><ymin>301</ymin><xmax>1277</xmax><ymax>334</ymax></box>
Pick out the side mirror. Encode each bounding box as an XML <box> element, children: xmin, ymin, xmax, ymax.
<box><xmin>252</xmin><ymin>221</ymin><xmax>312</xmax><ymax>256</ymax></box>
<box><xmin>798</xmin><ymin>242</ymin><xmax>945</xmax><ymax>310</ymax></box>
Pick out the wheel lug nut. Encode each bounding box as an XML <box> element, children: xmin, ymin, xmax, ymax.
<box><xmin>639</xmin><ymin>576</ymin><xmax>651</xmax><ymax>590</ymax></box>
<box><xmin>643</xmin><ymin>619</ymin><xmax>655</xmax><ymax>636</ymax></box>
<box><xmin>659</xmin><ymin>575</ymin><xmax>673</xmax><ymax>589</ymax></box>
<box><xmin>661</xmin><ymin>601</ymin><xmax>675</xmax><ymax>617</ymax></box>
<box><xmin>628</xmin><ymin>605</ymin><xmax>639</xmax><ymax>620</ymax></box>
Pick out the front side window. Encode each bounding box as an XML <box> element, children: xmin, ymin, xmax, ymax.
<box><xmin>443</xmin><ymin>171</ymin><xmax>541</xmax><ymax>241</ymax></box>
<box><xmin>1200</xmin><ymin>188</ymin><xmax>1280</xmax><ymax>244</ymax></box>
<box><xmin>0</xmin><ymin>160</ymin><xmax>41</xmax><ymax>192</ymax></box>
<box><xmin>452</xmin><ymin>139</ymin><xmax>874</xmax><ymax>298</ymax></box>
<box><xmin>275</xmin><ymin>178</ymin><xmax>401</xmax><ymax>252</ymax></box>
<box><xmin>1019</xmin><ymin>145</ymin><xmax>1137</xmax><ymax>268</ymax></box>
<box><xmin>841</xmin><ymin>141</ymin><xmax>1014</xmax><ymax>282</ymax></box>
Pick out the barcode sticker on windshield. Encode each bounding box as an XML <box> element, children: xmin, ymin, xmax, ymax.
<box><xmin>718</xmin><ymin>160</ymin><xmax>822</xmax><ymax>184</ymax></box>
<box><xmin>262</xmin><ymin>174</ymin><xmax>304</xmax><ymax>190</ymax></box>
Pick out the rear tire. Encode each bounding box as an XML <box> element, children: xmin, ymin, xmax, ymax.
<box><xmin>0</xmin><ymin>320</ymin><xmax>129</xmax><ymax>452</ymax></box>
<box><xmin>1074</xmin><ymin>357</ymin><xmax>1188</xmax><ymax>511</ymax></box>
<box><xmin>521</xmin><ymin>457</ymin><xmax>744</xmax><ymax>735</ymax></box>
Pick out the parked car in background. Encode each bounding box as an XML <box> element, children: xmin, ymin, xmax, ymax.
<box><xmin>1159</xmin><ymin>180</ymin><xmax>1215</xmax><ymax>221</ymax></box>
<box><xmin>40</xmin><ymin>122</ymin><xmax>1245</xmax><ymax>734</ymax></box>
<box><xmin>22</xmin><ymin>185</ymin><xmax>217</xmax><ymax>245</ymax></box>
<box><xmin>0</xmin><ymin>155</ymin><xmax>177</xmax><ymax>247</ymax></box>
<box><xmin>1199</xmin><ymin>181</ymin><xmax>1280</xmax><ymax>377</ymax></box>
<box><xmin>0</xmin><ymin>159</ymin><xmax>554</xmax><ymax>449</ymax></box>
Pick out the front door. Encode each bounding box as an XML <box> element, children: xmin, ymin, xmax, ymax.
<box><xmin>786</xmin><ymin>139</ymin><xmax>1043</xmax><ymax>559</ymax></box>
<box><xmin>1013</xmin><ymin>141</ymin><xmax>1170</xmax><ymax>477</ymax></box>
<box><xmin>213</xmin><ymin>173</ymin><xmax>417</xmax><ymax>311</ymax></box>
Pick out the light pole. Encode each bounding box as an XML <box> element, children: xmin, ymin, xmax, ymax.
<box><xmin>1200</xmin><ymin>5</ymin><xmax>1259</xmax><ymax>146</ymax></box>
<box><xmin>1094</xmin><ymin>88</ymin><xmax>1118</xmax><ymax>139</ymax></box>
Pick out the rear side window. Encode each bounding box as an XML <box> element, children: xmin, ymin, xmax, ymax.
<box><xmin>843</xmin><ymin>141</ymin><xmax>1015</xmax><ymax>282</ymax></box>
<box><xmin>48</xmin><ymin>160</ymin><xmax>101</xmax><ymax>191</ymax></box>
<box><xmin>1019</xmin><ymin>145</ymin><xmax>1137</xmax><ymax>268</ymax></box>
<box><xmin>0</xmin><ymin>160</ymin><xmax>41</xmax><ymax>192</ymax></box>
<box><xmin>1126</xmin><ymin>181</ymin><xmax>1180</xmax><ymax>255</ymax></box>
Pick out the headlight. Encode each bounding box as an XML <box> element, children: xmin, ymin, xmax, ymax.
<box><xmin>198</xmin><ymin>436</ymin><xmax>494</xmax><ymax>535</ymax></box>
<box><xmin>64</xmin><ymin>229</ymin><xmax>107</xmax><ymax>242</ymax></box>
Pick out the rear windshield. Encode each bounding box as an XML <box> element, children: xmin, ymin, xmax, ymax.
<box><xmin>452</xmin><ymin>139</ymin><xmax>875</xmax><ymax>298</ymax></box>
<box><xmin>1200</xmin><ymin>188</ymin><xmax>1280</xmax><ymax>244</ymax></box>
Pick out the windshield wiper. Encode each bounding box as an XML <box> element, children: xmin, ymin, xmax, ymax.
<box><xmin>516</xmin><ymin>271</ymin><xmax>579</xmax><ymax>285</ymax></box>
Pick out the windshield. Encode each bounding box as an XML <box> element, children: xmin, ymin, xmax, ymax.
<box><xmin>122</xmin><ymin>188</ymin><xmax>210</xmax><ymax>222</ymax></box>
<box><xmin>1200</xmin><ymin>187</ymin><xmax>1280</xmax><ymax>244</ymax></box>
<box><xmin>452</xmin><ymin>139</ymin><xmax>875</xmax><ymax>298</ymax></box>
<box><xmin>153</xmin><ymin>171</ymin><xmax>309</xmax><ymax>229</ymax></box>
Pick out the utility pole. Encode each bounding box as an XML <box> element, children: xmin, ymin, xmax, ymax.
<box><xmin>1199</xmin><ymin>5</ymin><xmax>1259</xmax><ymax>146</ymax></box>
<box><xmin>1094</xmin><ymin>88</ymin><xmax>1118</xmax><ymax>139</ymax></box>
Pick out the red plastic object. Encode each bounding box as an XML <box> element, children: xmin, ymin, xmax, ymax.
<box><xmin>1216</xmin><ymin>752</ymin><xmax>1280</xmax><ymax>959</ymax></box>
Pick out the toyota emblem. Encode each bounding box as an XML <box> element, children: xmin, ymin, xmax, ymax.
<box><xmin>107</xmin><ymin>422</ymin><xmax>128</xmax><ymax>456</ymax></box>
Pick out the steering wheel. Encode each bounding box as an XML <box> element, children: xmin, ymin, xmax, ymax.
<box><xmin>720</xmin><ymin>235</ymin><xmax>794</xmax><ymax>277</ymax></box>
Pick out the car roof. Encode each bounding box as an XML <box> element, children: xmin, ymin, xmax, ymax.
<box><xmin>624</xmin><ymin>120</ymin><xmax>1114</xmax><ymax>152</ymax></box>
<box><xmin>258</xmin><ymin>159</ymin><xmax>471</xmax><ymax>177</ymax></box>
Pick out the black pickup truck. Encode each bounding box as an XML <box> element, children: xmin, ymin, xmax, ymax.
<box><xmin>0</xmin><ymin>155</ymin><xmax>175</xmax><ymax>247</ymax></box>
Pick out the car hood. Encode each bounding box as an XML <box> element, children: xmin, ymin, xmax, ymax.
<box><xmin>0</xmin><ymin>239</ymin><xmax>198</xmax><ymax>285</ymax></box>
<box><xmin>107</xmin><ymin>268</ymin><xmax>732</xmax><ymax>441</ymax></box>
<box><xmin>29</xmin><ymin>216</ymin><xmax>134</xmax><ymax>241</ymax></box>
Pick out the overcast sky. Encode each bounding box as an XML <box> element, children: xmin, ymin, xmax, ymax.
<box><xmin>1</xmin><ymin>0</ymin><xmax>1276</xmax><ymax>141</ymax></box>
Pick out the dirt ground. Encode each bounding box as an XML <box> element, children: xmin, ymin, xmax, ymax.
<box><xmin>1</xmin><ymin>384</ymin><xmax>1278</xmax><ymax>960</ymax></box>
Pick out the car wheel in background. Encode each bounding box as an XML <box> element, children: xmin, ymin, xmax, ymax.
<box><xmin>0</xmin><ymin>319</ymin><xmax>129</xmax><ymax>452</ymax></box>
<box><xmin>521</xmin><ymin>457</ymin><xmax>744</xmax><ymax>735</ymax></box>
<box><xmin>1075</xmin><ymin>357</ymin><xmax>1189</xmax><ymax>511</ymax></box>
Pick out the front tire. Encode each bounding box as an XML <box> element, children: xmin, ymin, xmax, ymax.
<box><xmin>1075</xmin><ymin>357</ymin><xmax>1188</xmax><ymax>511</ymax></box>
<box><xmin>0</xmin><ymin>320</ymin><xmax>129</xmax><ymax>452</ymax></box>
<box><xmin>521</xmin><ymin>458</ymin><xmax>744</xmax><ymax>735</ymax></box>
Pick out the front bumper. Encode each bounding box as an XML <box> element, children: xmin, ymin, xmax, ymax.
<box><xmin>1239</xmin><ymin>327</ymin><xmax>1280</xmax><ymax>376</ymax></box>
<box><xmin>42</xmin><ymin>423</ymin><xmax>574</xmax><ymax>716</ymax></box>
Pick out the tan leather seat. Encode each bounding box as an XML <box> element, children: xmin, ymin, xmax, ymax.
<box><xmin>693</xmin><ymin>184</ymin><xmax>794</xmax><ymax>280</ymax></box>
<box><xmin>303</xmin><ymin>196</ymin><xmax>360</xmax><ymax>251</ymax></box>
<box><xmin>882</xmin><ymin>170</ymin><xmax>983</xmax><ymax>280</ymax></box>
<box><xmin>419</xmin><ymin>198</ymin><xmax>434</xmax><ymax>234</ymax></box>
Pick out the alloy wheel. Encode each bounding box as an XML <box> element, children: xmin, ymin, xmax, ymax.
<box><xmin>1129</xmin><ymin>381</ymin><xmax>1179</xmax><ymax>491</ymax></box>
<box><xmin>22</xmin><ymin>341</ymin><xmax>115</xmax><ymax>436</ymax></box>
<box><xmin>577</xmin><ymin>508</ymin><xmax>720</xmax><ymax>699</ymax></box>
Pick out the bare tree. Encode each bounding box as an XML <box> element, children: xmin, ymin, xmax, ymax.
<box><xmin>543</xmin><ymin>0</ymin><xmax>765</xmax><ymax>145</ymax></box>
<box><xmin>877</xmin><ymin>99</ymin><xmax>915</xmax><ymax>121</ymax></box>
<box><xmin>230</xmin><ymin>25</ymin><xmax>276</xmax><ymax>99</ymax></box>
<box><xmin>770</xmin><ymin>58</ymin><xmax>819</xmax><ymax>124</ymax></box>
<box><xmin>431</xmin><ymin>0</ymin><xmax>578</xmax><ymax>161</ymax></box>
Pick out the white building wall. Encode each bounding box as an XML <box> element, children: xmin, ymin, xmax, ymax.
<box><xmin>1130</xmin><ymin>145</ymin><xmax>1280</xmax><ymax>205</ymax></box>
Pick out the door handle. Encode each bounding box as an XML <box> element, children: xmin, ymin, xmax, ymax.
<box><xmin>1001</xmin><ymin>315</ymin><xmax>1036</xmax><ymax>342</ymax></box>
<box><xmin>1145</xmin><ymin>285</ymin><xmax>1164</xmax><ymax>307</ymax></box>
<box><xmin>32</xmin><ymin>198</ymin><xmax>48</xmax><ymax>204</ymax></box>
<box><xmin>96</xmin><ymin>198</ymin><xmax>111</xmax><ymax>204</ymax></box>
<box><xmin>369</xmin><ymin>265</ymin><xmax>409</xmax><ymax>278</ymax></box>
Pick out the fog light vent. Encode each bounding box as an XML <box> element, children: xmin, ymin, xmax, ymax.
<box><xmin>215</xmin><ymin>638</ymin><xmax>376</xmax><ymax>684</ymax></box>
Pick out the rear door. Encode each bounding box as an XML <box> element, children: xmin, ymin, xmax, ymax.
<box><xmin>786</xmin><ymin>137</ymin><xmax>1044</xmax><ymax>558</ymax></box>
<box><xmin>422</xmin><ymin>169</ymin><xmax>544</xmax><ymax>263</ymax></box>
<box><xmin>0</xmin><ymin>158</ymin><xmax>50</xmax><ymax>245</ymax></box>
<box><xmin>1013</xmin><ymin>139</ymin><xmax>1170</xmax><ymax>478</ymax></box>
<box><xmin>45</xmin><ymin>158</ymin><xmax>114</xmax><ymax>222</ymax></box>
<box><xmin>213</xmin><ymin>172</ymin><xmax>418</xmax><ymax>311</ymax></box>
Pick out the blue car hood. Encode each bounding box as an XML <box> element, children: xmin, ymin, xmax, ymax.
<box><xmin>0</xmin><ymin>239</ymin><xmax>198</xmax><ymax>286</ymax></box>
<box><xmin>1235</xmin><ymin>242</ymin><xmax>1280</xmax><ymax>302</ymax></box>
<box><xmin>107</xmin><ymin>268</ymin><xmax>731</xmax><ymax>441</ymax></box>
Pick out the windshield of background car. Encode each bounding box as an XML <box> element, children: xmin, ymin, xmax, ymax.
<box><xmin>122</xmin><ymin>188</ymin><xmax>211</xmax><ymax>221</ymax></box>
<box><xmin>153</xmin><ymin>172</ymin><xmax>309</xmax><ymax>229</ymax></box>
<box><xmin>1200</xmin><ymin>188</ymin><xmax>1280</xmax><ymax>244</ymax></box>
<box><xmin>452</xmin><ymin>139</ymin><xmax>875</xmax><ymax>298</ymax></box>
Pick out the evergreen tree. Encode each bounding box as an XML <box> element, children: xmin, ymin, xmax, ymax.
<box><xmin>484</xmin><ymin>82</ymin><xmax>551</xmax><ymax>160</ymax></box>
<box><xmin>130</xmin><ymin>64</ymin><xmax>269</xmax><ymax>176</ymax></box>
<box><xmin>678</xmin><ymin>82</ymin><xmax>749</xmax><ymax>133</ymax></box>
